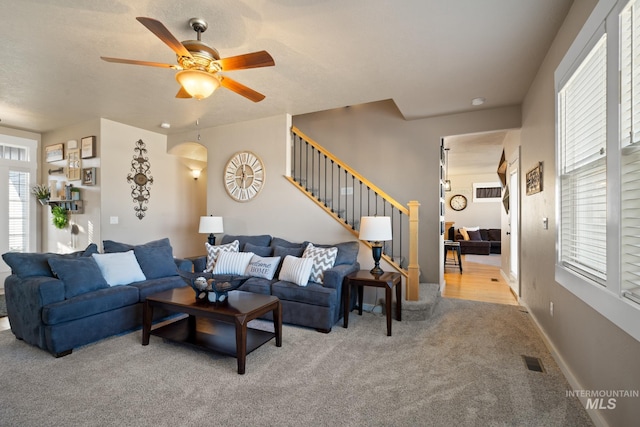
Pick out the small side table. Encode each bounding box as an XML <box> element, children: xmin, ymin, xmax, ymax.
<box><xmin>343</xmin><ymin>270</ymin><xmax>402</xmax><ymax>336</ymax></box>
<box><xmin>444</xmin><ymin>240</ymin><xmax>463</xmax><ymax>272</ymax></box>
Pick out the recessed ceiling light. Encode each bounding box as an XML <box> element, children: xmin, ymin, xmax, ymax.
<box><xmin>471</xmin><ymin>97</ymin><xmax>486</xmax><ymax>106</ymax></box>
<box><xmin>160</xmin><ymin>122</ymin><xmax>171</xmax><ymax>129</ymax></box>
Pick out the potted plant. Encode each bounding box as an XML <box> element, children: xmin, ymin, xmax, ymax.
<box><xmin>31</xmin><ymin>184</ymin><xmax>50</xmax><ymax>205</ymax></box>
<box><xmin>51</xmin><ymin>205</ymin><xmax>69</xmax><ymax>229</ymax></box>
<box><xmin>70</xmin><ymin>187</ymin><xmax>81</xmax><ymax>200</ymax></box>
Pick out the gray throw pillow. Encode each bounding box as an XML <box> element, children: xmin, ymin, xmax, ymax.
<box><xmin>48</xmin><ymin>256</ymin><xmax>109</xmax><ymax>299</ymax></box>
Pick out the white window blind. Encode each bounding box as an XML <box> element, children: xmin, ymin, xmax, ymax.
<box><xmin>558</xmin><ymin>34</ymin><xmax>607</xmax><ymax>284</ymax></box>
<box><xmin>8</xmin><ymin>170</ymin><xmax>29</xmax><ymax>252</ymax></box>
<box><xmin>621</xmin><ymin>0</ymin><xmax>640</xmax><ymax>304</ymax></box>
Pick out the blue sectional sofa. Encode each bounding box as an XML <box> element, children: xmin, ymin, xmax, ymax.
<box><xmin>188</xmin><ymin>234</ymin><xmax>360</xmax><ymax>333</ymax></box>
<box><xmin>2</xmin><ymin>238</ymin><xmax>191</xmax><ymax>357</ymax></box>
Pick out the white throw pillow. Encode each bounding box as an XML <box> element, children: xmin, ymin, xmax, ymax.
<box><xmin>278</xmin><ymin>255</ymin><xmax>314</xmax><ymax>287</ymax></box>
<box><xmin>302</xmin><ymin>243</ymin><xmax>338</xmax><ymax>284</ymax></box>
<box><xmin>245</xmin><ymin>255</ymin><xmax>281</xmax><ymax>280</ymax></box>
<box><xmin>92</xmin><ymin>250</ymin><xmax>146</xmax><ymax>286</ymax></box>
<box><xmin>212</xmin><ymin>251</ymin><xmax>255</xmax><ymax>275</ymax></box>
<box><xmin>204</xmin><ymin>240</ymin><xmax>239</xmax><ymax>272</ymax></box>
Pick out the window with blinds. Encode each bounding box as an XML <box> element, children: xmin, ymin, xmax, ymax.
<box><xmin>621</xmin><ymin>0</ymin><xmax>640</xmax><ymax>304</ymax></box>
<box><xmin>558</xmin><ymin>34</ymin><xmax>607</xmax><ymax>284</ymax></box>
<box><xmin>8</xmin><ymin>170</ymin><xmax>29</xmax><ymax>252</ymax></box>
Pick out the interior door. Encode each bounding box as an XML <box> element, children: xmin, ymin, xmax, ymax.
<box><xmin>507</xmin><ymin>152</ymin><xmax>520</xmax><ymax>296</ymax></box>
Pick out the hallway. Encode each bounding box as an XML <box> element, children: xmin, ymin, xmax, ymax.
<box><xmin>443</xmin><ymin>254</ymin><xmax>518</xmax><ymax>306</ymax></box>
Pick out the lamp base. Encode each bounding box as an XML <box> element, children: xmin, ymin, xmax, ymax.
<box><xmin>207</xmin><ymin>234</ymin><xmax>216</xmax><ymax>246</ymax></box>
<box><xmin>370</xmin><ymin>243</ymin><xmax>384</xmax><ymax>276</ymax></box>
<box><xmin>369</xmin><ymin>266</ymin><xmax>384</xmax><ymax>276</ymax></box>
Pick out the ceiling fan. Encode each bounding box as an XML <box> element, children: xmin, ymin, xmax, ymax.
<box><xmin>101</xmin><ymin>17</ymin><xmax>275</xmax><ymax>101</ymax></box>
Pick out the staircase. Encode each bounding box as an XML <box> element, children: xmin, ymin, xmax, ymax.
<box><xmin>288</xmin><ymin>126</ymin><xmax>422</xmax><ymax>300</ymax></box>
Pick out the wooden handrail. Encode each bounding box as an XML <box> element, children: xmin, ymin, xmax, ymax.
<box><xmin>292</xmin><ymin>126</ymin><xmax>408</xmax><ymax>216</ymax></box>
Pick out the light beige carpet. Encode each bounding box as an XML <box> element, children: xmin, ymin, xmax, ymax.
<box><xmin>0</xmin><ymin>298</ymin><xmax>592</xmax><ymax>426</ymax></box>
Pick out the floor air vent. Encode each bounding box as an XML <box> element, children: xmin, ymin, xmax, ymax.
<box><xmin>522</xmin><ymin>355</ymin><xmax>545</xmax><ymax>373</ymax></box>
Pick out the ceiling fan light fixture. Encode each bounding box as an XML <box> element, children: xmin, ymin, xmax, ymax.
<box><xmin>175</xmin><ymin>69</ymin><xmax>220</xmax><ymax>99</ymax></box>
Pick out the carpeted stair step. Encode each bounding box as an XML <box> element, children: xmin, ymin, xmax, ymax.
<box><xmin>381</xmin><ymin>282</ymin><xmax>441</xmax><ymax>321</ymax></box>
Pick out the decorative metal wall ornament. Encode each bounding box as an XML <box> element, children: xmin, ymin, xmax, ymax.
<box><xmin>126</xmin><ymin>139</ymin><xmax>154</xmax><ymax>220</ymax></box>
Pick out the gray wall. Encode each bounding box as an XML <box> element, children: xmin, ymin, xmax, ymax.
<box><xmin>294</xmin><ymin>100</ymin><xmax>521</xmax><ymax>284</ymax></box>
<box><xmin>520</xmin><ymin>0</ymin><xmax>640</xmax><ymax>425</ymax></box>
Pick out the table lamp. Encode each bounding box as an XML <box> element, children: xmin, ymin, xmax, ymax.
<box><xmin>199</xmin><ymin>215</ymin><xmax>224</xmax><ymax>245</ymax></box>
<box><xmin>359</xmin><ymin>216</ymin><xmax>392</xmax><ymax>275</ymax></box>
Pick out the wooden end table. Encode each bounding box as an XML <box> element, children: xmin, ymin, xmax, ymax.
<box><xmin>343</xmin><ymin>270</ymin><xmax>402</xmax><ymax>336</ymax></box>
<box><xmin>142</xmin><ymin>287</ymin><xmax>282</xmax><ymax>374</ymax></box>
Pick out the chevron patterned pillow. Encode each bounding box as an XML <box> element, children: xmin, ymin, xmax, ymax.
<box><xmin>302</xmin><ymin>243</ymin><xmax>338</xmax><ymax>284</ymax></box>
<box><xmin>204</xmin><ymin>240</ymin><xmax>239</xmax><ymax>272</ymax></box>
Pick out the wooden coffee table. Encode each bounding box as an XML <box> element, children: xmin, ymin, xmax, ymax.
<box><xmin>142</xmin><ymin>287</ymin><xmax>282</xmax><ymax>374</ymax></box>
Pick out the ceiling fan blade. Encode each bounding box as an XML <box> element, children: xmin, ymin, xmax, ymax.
<box><xmin>136</xmin><ymin>17</ymin><xmax>193</xmax><ymax>59</ymax></box>
<box><xmin>219</xmin><ymin>76</ymin><xmax>266</xmax><ymax>102</ymax></box>
<box><xmin>100</xmin><ymin>56</ymin><xmax>178</xmax><ymax>69</ymax></box>
<box><xmin>175</xmin><ymin>86</ymin><xmax>192</xmax><ymax>98</ymax></box>
<box><xmin>214</xmin><ymin>51</ymin><xmax>275</xmax><ymax>71</ymax></box>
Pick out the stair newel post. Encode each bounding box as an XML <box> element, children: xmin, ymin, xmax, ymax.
<box><xmin>407</xmin><ymin>201</ymin><xmax>420</xmax><ymax>301</ymax></box>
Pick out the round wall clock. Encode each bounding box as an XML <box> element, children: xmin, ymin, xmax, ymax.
<box><xmin>224</xmin><ymin>151</ymin><xmax>265</xmax><ymax>202</ymax></box>
<box><xmin>450</xmin><ymin>194</ymin><xmax>467</xmax><ymax>211</ymax></box>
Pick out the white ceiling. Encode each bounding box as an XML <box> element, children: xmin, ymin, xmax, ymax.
<box><xmin>0</xmin><ymin>0</ymin><xmax>572</xmax><ymax>136</ymax></box>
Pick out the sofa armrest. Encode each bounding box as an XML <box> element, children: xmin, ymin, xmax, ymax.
<box><xmin>174</xmin><ymin>257</ymin><xmax>193</xmax><ymax>272</ymax></box>
<box><xmin>4</xmin><ymin>274</ymin><xmax>65</xmax><ymax>347</ymax></box>
<box><xmin>322</xmin><ymin>263</ymin><xmax>360</xmax><ymax>290</ymax></box>
<box><xmin>190</xmin><ymin>256</ymin><xmax>207</xmax><ymax>273</ymax></box>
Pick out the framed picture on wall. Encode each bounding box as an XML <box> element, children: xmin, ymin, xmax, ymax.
<box><xmin>45</xmin><ymin>143</ymin><xmax>64</xmax><ymax>163</ymax></box>
<box><xmin>81</xmin><ymin>136</ymin><xmax>96</xmax><ymax>159</ymax></box>
<box><xmin>82</xmin><ymin>167</ymin><xmax>96</xmax><ymax>186</ymax></box>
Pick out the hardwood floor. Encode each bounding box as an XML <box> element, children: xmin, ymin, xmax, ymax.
<box><xmin>443</xmin><ymin>254</ymin><xmax>519</xmax><ymax>306</ymax></box>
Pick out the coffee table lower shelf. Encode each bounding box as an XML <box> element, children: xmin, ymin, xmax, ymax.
<box><xmin>151</xmin><ymin>317</ymin><xmax>275</xmax><ymax>359</ymax></box>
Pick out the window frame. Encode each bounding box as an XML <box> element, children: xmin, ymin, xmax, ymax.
<box><xmin>555</xmin><ymin>0</ymin><xmax>640</xmax><ymax>342</ymax></box>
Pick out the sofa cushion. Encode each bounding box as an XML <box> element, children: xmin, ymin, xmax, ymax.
<box><xmin>212</xmin><ymin>251</ymin><xmax>254</xmax><ymax>275</ymax></box>
<box><xmin>103</xmin><ymin>238</ymin><xmax>178</xmax><ymax>279</ymax></box>
<box><xmin>271</xmin><ymin>281</ymin><xmax>335</xmax><ymax>307</ymax></box>
<box><xmin>42</xmin><ymin>285</ymin><xmax>139</xmax><ymax>325</ymax></box>
<box><xmin>220</xmin><ymin>234</ymin><xmax>271</xmax><ymax>251</ymax></box>
<box><xmin>278</xmin><ymin>255</ymin><xmax>313</xmax><ymax>287</ymax></box>
<box><xmin>303</xmin><ymin>243</ymin><xmax>338</xmax><ymax>284</ymax></box>
<box><xmin>270</xmin><ymin>237</ymin><xmax>306</xmax><ymax>249</ymax></box>
<box><xmin>245</xmin><ymin>255</ymin><xmax>281</xmax><ymax>280</ymax></box>
<box><xmin>467</xmin><ymin>229</ymin><xmax>482</xmax><ymax>241</ymax></box>
<box><xmin>48</xmin><ymin>256</ymin><xmax>109</xmax><ymax>299</ymax></box>
<box><xmin>308</xmin><ymin>241</ymin><xmax>358</xmax><ymax>266</ymax></box>
<box><xmin>92</xmin><ymin>251</ymin><xmax>146</xmax><ymax>286</ymax></box>
<box><xmin>244</xmin><ymin>242</ymin><xmax>273</xmax><ymax>257</ymax></box>
<box><xmin>129</xmin><ymin>276</ymin><xmax>187</xmax><ymax>301</ymax></box>
<box><xmin>204</xmin><ymin>240</ymin><xmax>239</xmax><ymax>272</ymax></box>
<box><xmin>238</xmin><ymin>277</ymin><xmax>273</xmax><ymax>295</ymax></box>
<box><xmin>2</xmin><ymin>243</ymin><xmax>98</xmax><ymax>278</ymax></box>
<box><xmin>487</xmin><ymin>229</ymin><xmax>501</xmax><ymax>241</ymax></box>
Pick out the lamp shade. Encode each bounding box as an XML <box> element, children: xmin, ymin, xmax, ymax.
<box><xmin>359</xmin><ymin>216</ymin><xmax>392</xmax><ymax>241</ymax></box>
<box><xmin>176</xmin><ymin>70</ymin><xmax>220</xmax><ymax>100</ymax></box>
<box><xmin>199</xmin><ymin>216</ymin><xmax>224</xmax><ymax>234</ymax></box>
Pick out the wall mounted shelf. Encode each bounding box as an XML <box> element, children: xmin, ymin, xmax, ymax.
<box><xmin>46</xmin><ymin>200</ymin><xmax>84</xmax><ymax>214</ymax></box>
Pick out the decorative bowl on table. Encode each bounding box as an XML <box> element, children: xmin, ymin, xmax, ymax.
<box><xmin>179</xmin><ymin>272</ymin><xmax>250</xmax><ymax>304</ymax></box>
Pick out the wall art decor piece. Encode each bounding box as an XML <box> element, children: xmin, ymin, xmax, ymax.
<box><xmin>81</xmin><ymin>135</ymin><xmax>96</xmax><ymax>158</ymax></box>
<box><xmin>45</xmin><ymin>143</ymin><xmax>64</xmax><ymax>163</ymax></box>
<box><xmin>82</xmin><ymin>167</ymin><xmax>96</xmax><ymax>186</ymax></box>
<box><xmin>224</xmin><ymin>151</ymin><xmax>265</xmax><ymax>202</ymax></box>
<box><xmin>66</xmin><ymin>148</ymin><xmax>82</xmax><ymax>181</ymax></box>
<box><xmin>526</xmin><ymin>162</ymin><xmax>543</xmax><ymax>196</ymax></box>
<box><xmin>126</xmin><ymin>139</ymin><xmax>153</xmax><ymax>220</ymax></box>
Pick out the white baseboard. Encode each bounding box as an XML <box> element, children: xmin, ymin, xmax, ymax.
<box><xmin>519</xmin><ymin>301</ymin><xmax>609</xmax><ymax>427</ymax></box>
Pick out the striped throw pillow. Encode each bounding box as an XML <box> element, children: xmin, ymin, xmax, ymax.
<box><xmin>212</xmin><ymin>251</ymin><xmax>255</xmax><ymax>275</ymax></box>
<box><xmin>278</xmin><ymin>255</ymin><xmax>314</xmax><ymax>287</ymax></box>
<box><xmin>204</xmin><ymin>240</ymin><xmax>239</xmax><ymax>272</ymax></box>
